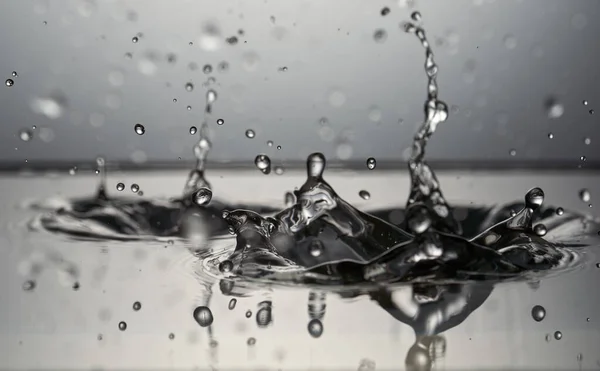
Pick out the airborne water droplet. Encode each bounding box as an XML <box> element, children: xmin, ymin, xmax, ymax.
<box><xmin>19</xmin><ymin>129</ymin><xmax>33</xmax><ymax>142</ymax></box>
<box><xmin>218</xmin><ymin>260</ymin><xmax>233</xmax><ymax>273</ymax></box>
<box><xmin>168</xmin><ymin>333</ymin><xmax>175</xmax><ymax>340</ymax></box>
<box><xmin>547</xmin><ymin>133</ymin><xmax>554</xmax><ymax>139</ymax></box>
<box><xmin>245</xmin><ymin>310</ymin><xmax>252</xmax><ymax>318</ymax></box>
<box><xmin>309</xmin><ymin>240</ymin><xmax>324</xmax><ymax>257</ymax></box>
<box><xmin>531</xmin><ymin>305</ymin><xmax>546</xmax><ymax>322</ymax></box>
<box><xmin>366</xmin><ymin>157</ymin><xmax>376</xmax><ymax>170</ymax></box>
<box><xmin>217</xmin><ymin>119</ymin><xmax>224</xmax><ymax>125</ymax></box>
<box><xmin>185</xmin><ymin>82</ymin><xmax>194</xmax><ymax>92</ymax></box>
<box><xmin>359</xmin><ymin>190</ymin><xmax>371</xmax><ymax>200</ymax></box>
<box><xmin>308</xmin><ymin>319</ymin><xmax>323</xmax><ymax>338</ymax></box>
<box><xmin>116</xmin><ymin>182</ymin><xmax>125</xmax><ymax>191</ymax></box>
<box><xmin>373</xmin><ymin>29</ymin><xmax>388</xmax><ymax>43</ymax></box>
<box><xmin>193</xmin><ymin>187</ymin><xmax>213</xmax><ymax>206</ymax></box>
<box><xmin>554</xmin><ymin>331</ymin><xmax>562</xmax><ymax>340</ymax></box>
<box><xmin>579</xmin><ymin>189</ymin><xmax>591</xmax><ymax>203</ymax></box>
<box><xmin>228</xmin><ymin>298</ymin><xmax>237</xmax><ymax>310</ymax></box>
<box><xmin>69</xmin><ymin>167</ymin><xmax>77</xmax><ymax>175</ymax></box>
<box><xmin>584</xmin><ymin>137</ymin><xmax>591</xmax><ymax>145</ymax></box>
<box><xmin>22</xmin><ymin>280</ymin><xmax>36</xmax><ymax>291</ymax></box>
<box><xmin>545</xmin><ymin>98</ymin><xmax>564</xmax><ymax>119</ymax></box>
<box><xmin>134</xmin><ymin>123</ymin><xmax>145</xmax><ymax>135</ymax></box>
<box><xmin>131</xmin><ymin>184</ymin><xmax>140</xmax><ymax>193</ymax></box>
<box><xmin>131</xmin><ymin>36</ymin><xmax>138</xmax><ymax>43</ymax></box>
<box><xmin>247</xmin><ymin>337</ymin><xmax>256</xmax><ymax>346</ymax></box>
<box><xmin>381</xmin><ymin>7</ymin><xmax>390</xmax><ymax>16</ymax></box>
<box><xmin>11</xmin><ymin>71</ymin><xmax>17</xmax><ymax>77</ymax></box>
<box><xmin>556</xmin><ymin>207</ymin><xmax>564</xmax><ymax>216</ymax></box>
<box><xmin>509</xmin><ymin>149</ymin><xmax>517</xmax><ymax>156</ymax></box>
<box><xmin>245</xmin><ymin>129</ymin><xmax>255</xmax><ymax>138</ymax></box>
<box><xmin>189</xmin><ymin>126</ymin><xmax>197</xmax><ymax>135</ymax></box>
<box><xmin>254</xmin><ymin>154</ymin><xmax>272</xmax><ymax>174</ymax></box>
<box><xmin>133</xmin><ymin>301</ymin><xmax>141</xmax><ymax>311</ymax></box>
<box><xmin>118</xmin><ymin>321</ymin><xmax>127</xmax><ymax>331</ymax></box>
<box><xmin>203</xmin><ymin>64</ymin><xmax>213</xmax><ymax>74</ymax></box>
<box><xmin>525</xmin><ymin>187</ymin><xmax>545</xmax><ymax>210</ymax></box>
<box><xmin>5</xmin><ymin>79</ymin><xmax>14</xmax><ymax>87</ymax></box>
<box><xmin>411</xmin><ymin>11</ymin><xmax>421</xmax><ymax>21</ymax></box>
<box><xmin>533</xmin><ymin>224</ymin><xmax>547</xmax><ymax>237</ymax></box>
<box><xmin>193</xmin><ymin>306</ymin><xmax>214</xmax><ymax>327</ymax></box>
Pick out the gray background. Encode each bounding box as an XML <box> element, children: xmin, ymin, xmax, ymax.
<box><xmin>0</xmin><ymin>0</ymin><xmax>599</xmax><ymax>167</ymax></box>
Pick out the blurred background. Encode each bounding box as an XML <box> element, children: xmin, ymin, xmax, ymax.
<box><xmin>1</xmin><ymin>0</ymin><xmax>599</xmax><ymax>169</ymax></box>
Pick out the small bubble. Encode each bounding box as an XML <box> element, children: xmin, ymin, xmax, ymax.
<box><xmin>547</xmin><ymin>133</ymin><xmax>554</xmax><ymax>139</ymax></box>
<box><xmin>247</xmin><ymin>337</ymin><xmax>256</xmax><ymax>346</ymax></box>
<box><xmin>133</xmin><ymin>301</ymin><xmax>141</xmax><ymax>311</ymax></box>
<box><xmin>116</xmin><ymin>182</ymin><xmax>125</xmax><ymax>191</ymax></box>
<box><xmin>309</xmin><ymin>240</ymin><xmax>324</xmax><ymax>257</ymax></box>
<box><xmin>134</xmin><ymin>123</ymin><xmax>145</xmax><ymax>135</ymax></box>
<box><xmin>534</xmin><ymin>224</ymin><xmax>547</xmax><ymax>237</ymax></box>
<box><xmin>19</xmin><ymin>129</ymin><xmax>33</xmax><ymax>142</ymax></box>
<box><xmin>584</xmin><ymin>137</ymin><xmax>591</xmax><ymax>145</ymax></box>
<box><xmin>245</xmin><ymin>310</ymin><xmax>252</xmax><ymax>318</ymax></box>
<box><xmin>131</xmin><ymin>184</ymin><xmax>140</xmax><ymax>193</ymax></box>
<box><xmin>366</xmin><ymin>157</ymin><xmax>376</xmax><ymax>170</ymax></box>
<box><xmin>189</xmin><ymin>126</ymin><xmax>197</xmax><ymax>135</ymax></box>
<box><xmin>168</xmin><ymin>333</ymin><xmax>175</xmax><ymax>340</ymax></box>
<box><xmin>556</xmin><ymin>207</ymin><xmax>564</xmax><ymax>216</ymax></box>
<box><xmin>359</xmin><ymin>190</ymin><xmax>371</xmax><ymax>200</ymax></box>
<box><xmin>308</xmin><ymin>319</ymin><xmax>323</xmax><ymax>338</ymax></box>
<box><xmin>193</xmin><ymin>187</ymin><xmax>213</xmax><ymax>206</ymax></box>
<box><xmin>583</xmin><ymin>100</ymin><xmax>589</xmax><ymax>106</ymax></box>
<box><xmin>217</xmin><ymin>119</ymin><xmax>224</xmax><ymax>125</ymax></box>
<box><xmin>5</xmin><ymin>79</ymin><xmax>14</xmax><ymax>87</ymax></box>
<box><xmin>579</xmin><ymin>189</ymin><xmax>591</xmax><ymax>203</ymax></box>
<box><xmin>509</xmin><ymin>149</ymin><xmax>517</xmax><ymax>156</ymax></box>
<box><xmin>373</xmin><ymin>29</ymin><xmax>388</xmax><ymax>43</ymax></box>
<box><xmin>118</xmin><ymin>321</ymin><xmax>127</xmax><ymax>331</ymax></box>
<box><xmin>531</xmin><ymin>305</ymin><xmax>546</xmax><ymax>322</ymax></box>
<box><xmin>173</xmin><ymin>98</ymin><xmax>177</xmax><ymax>103</ymax></box>
<box><xmin>185</xmin><ymin>82</ymin><xmax>194</xmax><ymax>92</ymax></box>
<box><xmin>554</xmin><ymin>331</ymin><xmax>562</xmax><ymax>340</ymax></box>
<box><xmin>245</xmin><ymin>129</ymin><xmax>255</xmax><ymax>138</ymax></box>
<box><xmin>187</xmin><ymin>106</ymin><xmax>192</xmax><ymax>110</ymax></box>
<box><xmin>218</xmin><ymin>260</ymin><xmax>233</xmax><ymax>273</ymax></box>
<box><xmin>254</xmin><ymin>154</ymin><xmax>272</xmax><ymax>174</ymax></box>
<box><xmin>132</xmin><ymin>36</ymin><xmax>138</xmax><ymax>43</ymax></box>
<box><xmin>267</xmin><ymin>140</ymin><xmax>273</xmax><ymax>147</ymax></box>
<box><xmin>228</xmin><ymin>298</ymin><xmax>237</xmax><ymax>310</ymax></box>
<box><xmin>22</xmin><ymin>280</ymin><xmax>36</xmax><ymax>291</ymax></box>
<box><xmin>545</xmin><ymin>98</ymin><xmax>564</xmax><ymax>119</ymax></box>
<box><xmin>11</xmin><ymin>71</ymin><xmax>17</xmax><ymax>77</ymax></box>
<box><xmin>193</xmin><ymin>306</ymin><xmax>214</xmax><ymax>327</ymax></box>
<box><xmin>276</xmin><ymin>145</ymin><xmax>281</xmax><ymax>150</ymax></box>
<box><xmin>381</xmin><ymin>7</ymin><xmax>390</xmax><ymax>16</ymax></box>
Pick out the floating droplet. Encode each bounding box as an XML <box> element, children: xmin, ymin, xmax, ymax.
<box><xmin>207</xmin><ymin>90</ymin><xmax>217</xmax><ymax>103</ymax></box>
<box><xmin>580</xmin><ymin>155</ymin><xmax>587</xmax><ymax>162</ymax></box>
<box><xmin>245</xmin><ymin>310</ymin><xmax>252</xmax><ymax>318</ymax></box>
<box><xmin>531</xmin><ymin>305</ymin><xmax>546</xmax><ymax>322</ymax></box>
<box><xmin>22</xmin><ymin>280</ymin><xmax>36</xmax><ymax>291</ymax></box>
<box><xmin>554</xmin><ymin>331</ymin><xmax>562</xmax><ymax>340</ymax></box>
<box><xmin>19</xmin><ymin>129</ymin><xmax>33</xmax><ymax>142</ymax></box>
<box><xmin>245</xmin><ymin>129</ymin><xmax>256</xmax><ymax>138</ymax></box>
<box><xmin>134</xmin><ymin>123</ymin><xmax>145</xmax><ymax>135</ymax></box>
<box><xmin>556</xmin><ymin>207</ymin><xmax>564</xmax><ymax>216</ymax></box>
<box><xmin>509</xmin><ymin>149</ymin><xmax>517</xmax><ymax>156</ymax></box>
<box><xmin>193</xmin><ymin>187</ymin><xmax>213</xmax><ymax>206</ymax></box>
<box><xmin>118</xmin><ymin>321</ymin><xmax>127</xmax><ymax>331</ymax></box>
<box><xmin>185</xmin><ymin>82</ymin><xmax>194</xmax><ymax>92</ymax></box>
<box><xmin>366</xmin><ymin>157</ymin><xmax>376</xmax><ymax>170</ymax></box>
<box><xmin>5</xmin><ymin>79</ymin><xmax>14</xmax><ymax>87</ymax></box>
<box><xmin>503</xmin><ymin>34</ymin><xmax>517</xmax><ymax>49</ymax></box>
<box><xmin>228</xmin><ymin>298</ymin><xmax>237</xmax><ymax>310</ymax></box>
<box><xmin>193</xmin><ymin>306</ymin><xmax>214</xmax><ymax>327</ymax></box>
<box><xmin>381</xmin><ymin>7</ymin><xmax>390</xmax><ymax>16</ymax></box>
<box><xmin>579</xmin><ymin>189</ymin><xmax>591</xmax><ymax>203</ymax></box>
<box><xmin>131</xmin><ymin>184</ymin><xmax>140</xmax><ymax>193</ymax></box>
<box><xmin>116</xmin><ymin>182</ymin><xmax>125</xmax><ymax>191</ymax></box>
<box><xmin>254</xmin><ymin>154</ymin><xmax>271</xmax><ymax>174</ymax></box>
<box><xmin>226</xmin><ymin>36</ymin><xmax>238</xmax><ymax>45</ymax></box>
<box><xmin>584</xmin><ymin>137</ymin><xmax>591</xmax><ymax>145</ymax></box>
<box><xmin>411</xmin><ymin>11</ymin><xmax>422</xmax><ymax>21</ymax></box>
<box><xmin>218</xmin><ymin>61</ymin><xmax>229</xmax><ymax>72</ymax></box>
<box><xmin>276</xmin><ymin>145</ymin><xmax>281</xmax><ymax>150</ymax></box>
<box><xmin>69</xmin><ymin>167</ymin><xmax>77</xmax><ymax>175</ymax></box>
<box><xmin>308</xmin><ymin>319</ymin><xmax>323</xmax><ymax>338</ymax></box>
<box><xmin>217</xmin><ymin>119</ymin><xmax>224</xmax><ymax>125</ymax></box>
<box><xmin>133</xmin><ymin>301</ymin><xmax>141</xmax><ymax>311</ymax></box>
<box><xmin>218</xmin><ymin>260</ymin><xmax>233</xmax><ymax>273</ymax></box>
<box><xmin>359</xmin><ymin>190</ymin><xmax>371</xmax><ymax>200</ymax></box>
<box><xmin>589</xmin><ymin>109</ymin><xmax>595</xmax><ymax>115</ymax></box>
<box><xmin>187</xmin><ymin>105</ymin><xmax>192</xmax><ymax>110</ymax></box>
<box><xmin>203</xmin><ymin>64</ymin><xmax>213</xmax><ymax>74</ymax></box>
<box><xmin>256</xmin><ymin>302</ymin><xmax>273</xmax><ymax>327</ymax></box>
<box><xmin>309</xmin><ymin>240</ymin><xmax>324</xmax><ymax>257</ymax></box>
<box><xmin>545</xmin><ymin>98</ymin><xmax>564</xmax><ymax>119</ymax></box>
<box><xmin>189</xmin><ymin>126</ymin><xmax>197</xmax><ymax>135</ymax></box>
<box><xmin>131</xmin><ymin>36</ymin><xmax>138</xmax><ymax>43</ymax></box>
<box><xmin>11</xmin><ymin>71</ymin><xmax>17</xmax><ymax>77</ymax></box>
<box><xmin>274</xmin><ymin>166</ymin><xmax>284</xmax><ymax>175</ymax></box>
<box><xmin>373</xmin><ymin>29</ymin><xmax>388</xmax><ymax>43</ymax></box>
<box><xmin>547</xmin><ymin>133</ymin><xmax>554</xmax><ymax>139</ymax></box>
<box><xmin>583</xmin><ymin>100</ymin><xmax>588</xmax><ymax>106</ymax></box>
<box><xmin>533</xmin><ymin>224</ymin><xmax>547</xmax><ymax>237</ymax></box>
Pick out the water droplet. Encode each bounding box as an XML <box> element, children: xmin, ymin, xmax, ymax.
<box><xmin>22</xmin><ymin>280</ymin><xmax>36</xmax><ymax>291</ymax></box>
<box><xmin>581</xmin><ymin>156</ymin><xmax>587</xmax><ymax>162</ymax></box>
<box><xmin>11</xmin><ymin>71</ymin><xmax>17</xmax><ymax>77</ymax></box>
<box><xmin>226</xmin><ymin>36</ymin><xmax>238</xmax><ymax>45</ymax></box>
<box><xmin>373</xmin><ymin>29</ymin><xmax>388</xmax><ymax>43</ymax></box>
<box><xmin>5</xmin><ymin>79</ymin><xmax>14</xmax><ymax>87</ymax></box>
<box><xmin>31</xmin><ymin>93</ymin><xmax>66</xmax><ymax>119</ymax></box>
<box><xmin>589</xmin><ymin>109</ymin><xmax>595</xmax><ymax>115</ymax></box>
<box><xmin>547</xmin><ymin>133</ymin><xmax>554</xmax><ymax>139</ymax></box>
<box><xmin>133</xmin><ymin>301</ymin><xmax>141</xmax><ymax>311</ymax></box>
<box><xmin>168</xmin><ymin>333</ymin><xmax>175</xmax><ymax>340</ymax></box>
<box><xmin>185</xmin><ymin>82</ymin><xmax>194</xmax><ymax>92</ymax></box>
<box><xmin>556</xmin><ymin>207</ymin><xmax>564</xmax><ymax>216</ymax></box>
<box><xmin>554</xmin><ymin>331</ymin><xmax>562</xmax><ymax>340</ymax></box>
<box><xmin>187</xmin><ymin>105</ymin><xmax>192</xmax><ymax>111</ymax></box>
<box><xmin>308</xmin><ymin>319</ymin><xmax>323</xmax><ymax>338</ymax></box>
<box><xmin>118</xmin><ymin>321</ymin><xmax>127</xmax><ymax>331</ymax></box>
<box><xmin>217</xmin><ymin>119</ymin><xmax>224</xmax><ymax>125</ymax></box>
<box><xmin>254</xmin><ymin>154</ymin><xmax>272</xmax><ymax>174</ymax></box>
<box><xmin>359</xmin><ymin>190</ymin><xmax>371</xmax><ymax>200</ymax></box>
<box><xmin>228</xmin><ymin>299</ymin><xmax>237</xmax><ymax>310</ymax></box>
<box><xmin>134</xmin><ymin>123</ymin><xmax>145</xmax><ymax>135</ymax></box>
<box><xmin>116</xmin><ymin>183</ymin><xmax>125</xmax><ymax>191</ymax></box>
<box><xmin>531</xmin><ymin>305</ymin><xmax>546</xmax><ymax>322</ymax></box>
<box><xmin>579</xmin><ymin>189</ymin><xmax>591</xmax><ymax>203</ymax></box>
<box><xmin>218</xmin><ymin>260</ymin><xmax>233</xmax><ymax>273</ymax></box>
<box><xmin>545</xmin><ymin>98</ymin><xmax>564</xmax><ymax>119</ymax></box>
<box><xmin>199</xmin><ymin>22</ymin><xmax>222</xmax><ymax>51</ymax></box>
<box><xmin>274</xmin><ymin>166</ymin><xmax>284</xmax><ymax>175</ymax></box>
<box><xmin>218</xmin><ymin>61</ymin><xmax>229</xmax><ymax>72</ymax></box>
<box><xmin>193</xmin><ymin>187</ymin><xmax>213</xmax><ymax>206</ymax></box>
<box><xmin>19</xmin><ymin>129</ymin><xmax>33</xmax><ymax>142</ymax></box>
<box><xmin>525</xmin><ymin>187</ymin><xmax>545</xmax><ymax>210</ymax></box>
<box><xmin>381</xmin><ymin>7</ymin><xmax>390</xmax><ymax>16</ymax></box>
<box><xmin>411</xmin><ymin>11</ymin><xmax>421</xmax><ymax>21</ymax></box>
<box><xmin>309</xmin><ymin>240</ymin><xmax>324</xmax><ymax>257</ymax></box>
<box><xmin>584</xmin><ymin>137</ymin><xmax>591</xmax><ymax>145</ymax></box>
<box><xmin>132</xmin><ymin>36</ymin><xmax>138</xmax><ymax>43</ymax></box>
<box><xmin>307</xmin><ymin>152</ymin><xmax>326</xmax><ymax>179</ymax></box>
<box><xmin>534</xmin><ymin>224</ymin><xmax>547</xmax><ymax>237</ymax></box>
<box><xmin>583</xmin><ymin>100</ymin><xmax>589</xmax><ymax>105</ymax></box>
<box><xmin>193</xmin><ymin>306</ymin><xmax>214</xmax><ymax>327</ymax></box>
<box><xmin>358</xmin><ymin>359</ymin><xmax>376</xmax><ymax>371</ymax></box>
<box><xmin>97</xmin><ymin>334</ymin><xmax>103</xmax><ymax>341</ymax></box>
<box><xmin>69</xmin><ymin>167</ymin><xmax>77</xmax><ymax>175</ymax></box>
<box><xmin>203</xmin><ymin>64</ymin><xmax>212</xmax><ymax>74</ymax></box>
<box><xmin>207</xmin><ymin>90</ymin><xmax>217</xmax><ymax>103</ymax></box>
<box><xmin>366</xmin><ymin>157</ymin><xmax>376</xmax><ymax>170</ymax></box>
<box><xmin>189</xmin><ymin>126</ymin><xmax>197</xmax><ymax>135</ymax></box>
<box><xmin>276</xmin><ymin>145</ymin><xmax>281</xmax><ymax>150</ymax></box>
<box><xmin>245</xmin><ymin>310</ymin><xmax>252</xmax><ymax>318</ymax></box>
<box><xmin>245</xmin><ymin>129</ymin><xmax>255</xmax><ymax>138</ymax></box>
<box><xmin>131</xmin><ymin>184</ymin><xmax>140</xmax><ymax>193</ymax></box>
<box><xmin>509</xmin><ymin>149</ymin><xmax>517</xmax><ymax>156</ymax></box>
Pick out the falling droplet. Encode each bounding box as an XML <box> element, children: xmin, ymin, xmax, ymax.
<box><xmin>509</xmin><ymin>149</ymin><xmax>517</xmax><ymax>156</ymax></box>
<box><xmin>193</xmin><ymin>187</ymin><xmax>212</xmax><ymax>206</ymax></box>
<box><xmin>254</xmin><ymin>154</ymin><xmax>272</xmax><ymax>174</ymax></box>
<box><xmin>373</xmin><ymin>29</ymin><xmax>388</xmax><ymax>43</ymax></box>
<box><xmin>22</xmin><ymin>280</ymin><xmax>36</xmax><ymax>291</ymax></box>
<box><xmin>168</xmin><ymin>333</ymin><xmax>175</xmax><ymax>340</ymax></box>
<box><xmin>5</xmin><ymin>79</ymin><xmax>14</xmax><ymax>87</ymax></box>
<box><xmin>359</xmin><ymin>190</ymin><xmax>371</xmax><ymax>200</ymax></box>
<box><xmin>309</xmin><ymin>240</ymin><xmax>324</xmax><ymax>257</ymax></box>
<box><xmin>132</xmin><ymin>36</ymin><xmax>138</xmax><ymax>43</ymax></box>
<box><xmin>69</xmin><ymin>167</ymin><xmax>77</xmax><ymax>175</ymax></box>
<box><xmin>411</xmin><ymin>11</ymin><xmax>422</xmax><ymax>21</ymax></box>
<box><xmin>589</xmin><ymin>109</ymin><xmax>595</xmax><ymax>115</ymax></box>
<box><xmin>245</xmin><ymin>129</ymin><xmax>255</xmax><ymax>138</ymax></box>
<box><xmin>118</xmin><ymin>321</ymin><xmax>127</xmax><ymax>331</ymax></box>
<box><xmin>131</xmin><ymin>184</ymin><xmax>140</xmax><ymax>193</ymax></box>
<box><xmin>531</xmin><ymin>305</ymin><xmax>546</xmax><ymax>322</ymax></box>
<box><xmin>133</xmin><ymin>301</ymin><xmax>141</xmax><ymax>311</ymax></box>
<box><xmin>366</xmin><ymin>157</ymin><xmax>376</xmax><ymax>170</ymax></box>
<box><xmin>547</xmin><ymin>133</ymin><xmax>554</xmax><ymax>139</ymax></box>
<box><xmin>217</xmin><ymin>119</ymin><xmax>224</xmax><ymax>125</ymax></box>
<box><xmin>228</xmin><ymin>299</ymin><xmax>237</xmax><ymax>310</ymax></box>
<box><xmin>583</xmin><ymin>100</ymin><xmax>588</xmax><ymax>106</ymax></box>
<box><xmin>545</xmin><ymin>98</ymin><xmax>564</xmax><ymax>119</ymax></box>
<box><xmin>256</xmin><ymin>302</ymin><xmax>273</xmax><ymax>327</ymax></box>
<box><xmin>556</xmin><ymin>207</ymin><xmax>564</xmax><ymax>216</ymax></box>
<box><xmin>203</xmin><ymin>64</ymin><xmax>213</xmax><ymax>74</ymax></box>
<box><xmin>580</xmin><ymin>156</ymin><xmax>587</xmax><ymax>162</ymax></box>
<box><xmin>381</xmin><ymin>7</ymin><xmax>390</xmax><ymax>16</ymax></box>
<box><xmin>247</xmin><ymin>337</ymin><xmax>256</xmax><ymax>346</ymax></box>
<box><xmin>207</xmin><ymin>90</ymin><xmax>217</xmax><ymax>103</ymax></box>
<box><xmin>554</xmin><ymin>331</ymin><xmax>562</xmax><ymax>340</ymax></box>
<box><xmin>218</xmin><ymin>260</ymin><xmax>233</xmax><ymax>273</ymax></box>
<box><xmin>245</xmin><ymin>310</ymin><xmax>252</xmax><ymax>318</ymax></box>
<box><xmin>189</xmin><ymin>126</ymin><xmax>197</xmax><ymax>135</ymax></box>
<box><xmin>584</xmin><ymin>137</ymin><xmax>591</xmax><ymax>145</ymax></box>
<box><xmin>134</xmin><ymin>123</ymin><xmax>145</xmax><ymax>135</ymax></box>
<box><xmin>308</xmin><ymin>319</ymin><xmax>323</xmax><ymax>338</ymax></box>
<box><xmin>193</xmin><ymin>306</ymin><xmax>214</xmax><ymax>327</ymax></box>
<box><xmin>11</xmin><ymin>71</ymin><xmax>17</xmax><ymax>77</ymax></box>
<box><xmin>19</xmin><ymin>129</ymin><xmax>33</xmax><ymax>142</ymax></box>
<box><xmin>116</xmin><ymin>182</ymin><xmax>125</xmax><ymax>191</ymax></box>
<box><xmin>185</xmin><ymin>82</ymin><xmax>194</xmax><ymax>92</ymax></box>
<box><xmin>579</xmin><ymin>189</ymin><xmax>591</xmax><ymax>203</ymax></box>
<box><xmin>533</xmin><ymin>224</ymin><xmax>547</xmax><ymax>237</ymax></box>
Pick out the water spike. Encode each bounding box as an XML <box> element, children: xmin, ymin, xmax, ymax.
<box><xmin>95</xmin><ymin>157</ymin><xmax>108</xmax><ymax>201</ymax></box>
<box><xmin>307</xmin><ymin>152</ymin><xmax>326</xmax><ymax>179</ymax></box>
